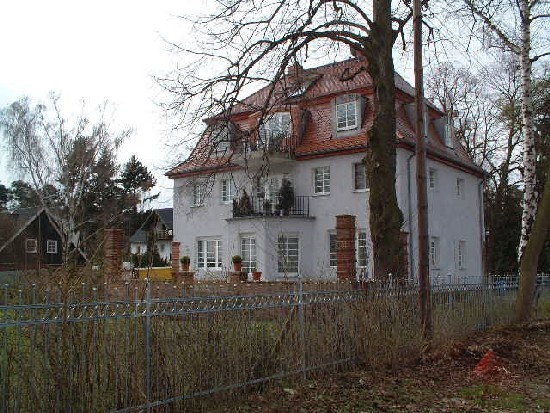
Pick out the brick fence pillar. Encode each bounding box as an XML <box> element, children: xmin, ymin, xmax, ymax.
<box><xmin>104</xmin><ymin>229</ymin><xmax>123</xmax><ymax>283</ymax></box>
<box><xmin>171</xmin><ymin>241</ymin><xmax>181</xmax><ymax>276</ymax></box>
<box><xmin>336</xmin><ymin>215</ymin><xmax>356</xmax><ymax>281</ymax></box>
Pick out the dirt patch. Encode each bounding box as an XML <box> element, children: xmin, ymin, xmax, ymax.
<box><xmin>222</xmin><ymin>320</ymin><xmax>550</xmax><ymax>412</ymax></box>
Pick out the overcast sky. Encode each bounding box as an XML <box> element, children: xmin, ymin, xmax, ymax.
<box><xmin>0</xmin><ymin>0</ymin><xmax>212</xmax><ymax>207</ymax></box>
<box><xmin>0</xmin><ymin>0</ymin><xmax>427</xmax><ymax>208</ymax></box>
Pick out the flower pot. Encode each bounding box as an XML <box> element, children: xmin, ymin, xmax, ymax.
<box><xmin>233</xmin><ymin>262</ymin><xmax>243</xmax><ymax>272</ymax></box>
<box><xmin>252</xmin><ymin>271</ymin><xmax>262</xmax><ymax>282</ymax></box>
<box><xmin>182</xmin><ymin>263</ymin><xmax>190</xmax><ymax>272</ymax></box>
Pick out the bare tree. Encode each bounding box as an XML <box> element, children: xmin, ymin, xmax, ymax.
<box><xmin>161</xmin><ymin>0</ymin><xmax>425</xmax><ymax>279</ymax></box>
<box><xmin>1</xmin><ymin>94</ymin><xmax>131</xmax><ymax>259</ymax></box>
<box><xmin>457</xmin><ymin>0</ymin><xmax>549</xmax><ymax>260</ymax></box>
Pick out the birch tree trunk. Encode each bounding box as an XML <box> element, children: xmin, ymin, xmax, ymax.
<box><xmin>517</xmin><ymin>0</ymin><xmax>537</xmax><ymax>259</ymax></box>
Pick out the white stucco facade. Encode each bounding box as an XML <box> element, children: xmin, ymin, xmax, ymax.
<box><xmin>171</xmin><ymin>149</ymin><xmax>484</xmax><ymax>283</ymax></box>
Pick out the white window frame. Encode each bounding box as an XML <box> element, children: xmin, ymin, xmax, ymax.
<box><xmin>456</xmin><ymin>178</ymin><xmax>465</xmax><ymax>198</ymax></box>
<box><xmin>428</xmin><ymin>168</ymin><xmax>438</xmax><ymax>190</ymax></box>
<box><xmin>46</xmin><ymin>239</ymin><xmax>58</xmax><ymax>254</ymax></box>
<box><xmin>25</xmin><ymin>238</ymin><xmax>37</xmax><ymax>254</ymax></box>
<box><xmin>457</xmin><ymin>240</ymin><xmax>466</xmax><ymax>269</ymax></box>
<box><xmin>192</xmin><ymin>182</ymin><xmax>206</xmax><ymax>207</ymax></box>
<box><xmin>314</xmin><ymin>166</ymin><xmax>330</xmax><ymax>195</ymax></box>
<box><xmin>240</xmin><ymin>236</ymin><xmax>257</xmax><ymax>273</ymax></box>
<box><xmin>429</xmin><ymin>236</ymin><xmax>440</xmax><ymax>268</ymax></box>
<box><xmin>220</xmin><ymin>178</ymin><xmax>236</xmax><ymax>203</ymax></box>
<box><xmin>357</xmin><ymin>231</ymin><xmax>368</xmax><ymax>268</ymax></box>
<box><xmin>277</xmin><ymin>234</ymin><xmax>299</xmax><ymax>273</ymax></box>
<box><xmin>336</xmin><ymin>96</ymin><xmax>359</xmax><ymax>131</ymax></box>
<box><xmin>353</xmin><ymin>162</ymin><xmax>368</xmax><ymax>191</ymax></box>
<box><xmin>196</xmin><ymin>238</ymin><xmax>223</xmax><ymax>269</ymax></box>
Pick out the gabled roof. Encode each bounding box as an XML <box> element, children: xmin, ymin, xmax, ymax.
<box><xmin>0</xmin><ymin>207</ymin><xmax>62</xmax><ymax>254</ymax></box>
<box><xmin>129</xmin><ymin>208</ymin><xmax>174</xmax><ymax>244</ymax></box>
<box><xmin>155</xmin><ymin>208</ymin><xmax>173</xmax><ymax>230</ymax></box>
<box><xmin>167</xmin><ymin>57</ymin><xmax>482</xmax><ymax>178</ymax></box>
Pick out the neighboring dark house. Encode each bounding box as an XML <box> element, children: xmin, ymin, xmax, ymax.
<box><xmin>0</xmin><ymin>207</ymin><xmax>64</xmax><ymax>272</ymax></box>
<box><xmin>129</xmin><ymin>208</ymin><xmax>173</xmax><ymax>262</ymax></box>
<box><xmin>0</xmin><ymin>207</ymin><xmax>86</xmax><ymax>273</ymax></box>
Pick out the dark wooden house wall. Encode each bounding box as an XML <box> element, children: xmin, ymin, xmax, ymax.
<box><xmin>0</xmin><ymin>211</ymin><xmax>63</xmax><ymax>271</ymax></box>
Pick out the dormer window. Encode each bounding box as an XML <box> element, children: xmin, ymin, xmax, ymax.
<box><xmin>336</xmin><ymin>94</ymin><xmax>361</xmax><ymax>132</ymax></box>
<box><xmin>444</xmin><ymin>121</ymin><xmax>454</xmax><ymax>148</ymax></box>
<box><xmin>258</xmin><ymin>112</ymin><xmax>291</xmax><ymax>150</ymax></box>
<box><xmin>210</xmin><ymin>125</ymin><xmax>231</xmax><ymax>154</ymax></box>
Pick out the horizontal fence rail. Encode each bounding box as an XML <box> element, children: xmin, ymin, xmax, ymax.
<box><xmin>0</xmin><ymin>275</ymin><xmax>546</xmax><ymax>412</ymax></box>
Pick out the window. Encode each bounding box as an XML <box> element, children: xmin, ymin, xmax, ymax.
<box><xmin>428</xmin><ymin>168</ymin><xmax>438</xmax><ymax>190</ymax></box>
<box><xmin>353</xmin><ymin>163</ymin><xmax>368</xmax><ymax>191</ymax></box>
<box><xmin>336</xmin><ymin>95</ymin><xmax>359</xmax><ymax>131</ymax></box>
<box><xmin>255</xmin><ymin>176</ymin><xmax>280</xmax><ymax>201</ymax></box>
<box><xmin>444</xmin><ymin>122</ymin><xmax>454</xmax><ymax>148</ymax></box>
<box><xmin>329</xmin><ymin>233</ymin><xmax>337</xmax><ymax>267</ymax></box>
<box><xmin>456</xmin><ymin>178</ymin><xmax>465</xmax><ymax>198</ymax></box>
<box><xmin>221</xmin><ymin>179</ymin><xmax>236</xmax><ymax>203</ymax></box>
<box><xmin>211</xmin><ymin>126</ymin><xmax>231</xmax><ymax>154</ymax></box>
<box><xmin>259</xmin><ymin>112</ymin><xmax>291</xmax><ymax>149</ymax></box>
<box><xmin>278</xmin><ymin>234</ymin><xmax>299</xmax><ymax>273</ymax></box>
<box><xmin>314</xmin><ymin>166</ymin><xmax>330</xmax><ymax>194</ymax></box>
<box><xmin>240</xmin><ymin>236</ymin><xmax>257</xmax><ymax>272</ymax></box>
<box><xmin>458</xmin><ymin>240</ymin><xmax>466</xmax><ymax>268</ymax></box>
<box><xmin>429</xmin><ymin>237</ymin><xmax>440</xmax><ymax>267</ymax></box>
<box><xmin>25</xmin><ymin>238</ymin><xmax>37</xmax><ymax>254</ymax></box>
<box><xmin>193</xmin><ymin>183</ymin><xmax>206</xmax><ymax>206</ymax></box>
<box><xmin>196</xmin><ymin>239</ymin><xmax>223</xmax><ymax>268</ymax></box>
<box><xmin>46</xmin><ymin>240</ymin><xmax>58</xmax><ymax>254</ymax></box>
<box><xmin>357</xmin><ymin>232</ymin><xmax>368</xmax><ymax>267</ymax></box>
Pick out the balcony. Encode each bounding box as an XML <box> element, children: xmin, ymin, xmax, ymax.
<box><xmin>154</xmin><ymin>229</ymin><xmax>173</xmax><ymax>240</ymax></box>
<box><xmin>232</xmin><ymin>196</ymin><xmax>310</xmax><ymax>218</ymax></box>
<box><xmin>232</xmin><ymin>132</ymin><xmax>296</xmax><ymax>168</ymax></box>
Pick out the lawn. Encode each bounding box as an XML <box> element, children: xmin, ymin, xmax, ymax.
<box><xmin>221</xmin><ymin>318</ymin><xmax>550</xmax><ymax>412</ymax></box>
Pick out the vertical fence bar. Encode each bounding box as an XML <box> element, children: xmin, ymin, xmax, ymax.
<box><xmin>298</xmin><ymin>277</ymin><xmax>306</xmax><ymax>379</ymax></box>
<box><xmin>145</xmin><ymin>278</ymin><xmax>152</xmax><ymax>413</ymax></box>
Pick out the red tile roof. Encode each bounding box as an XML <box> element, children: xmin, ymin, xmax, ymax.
<box><xmin>166</xmin><ymin>58</ymin><xmax>482</xmax><ymax>178</ymax></box>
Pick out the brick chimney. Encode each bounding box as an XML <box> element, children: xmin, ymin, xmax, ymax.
<box><xmin>286</xmin><ymin>62</ymin><xmax>303</xmax><ymax>78</ymax></box>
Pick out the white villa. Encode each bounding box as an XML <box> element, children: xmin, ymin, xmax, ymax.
<box><xmin>166</xmin><ymin>56</ymin><xmax>485</xmax><ymax>283</ymax></box>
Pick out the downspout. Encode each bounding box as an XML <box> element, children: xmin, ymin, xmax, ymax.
<box><xmin>478</xmin><ymin>178</ymin><xmax>486</xmax><ymax>281</ymax></box>
<box><xmin>407</xmin><ymin>152</ymin><xmax>416</xmax><ymax>281</ymax></box>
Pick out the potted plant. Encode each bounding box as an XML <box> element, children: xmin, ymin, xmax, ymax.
<box><xmin>180</xmin><ymin>256</ymin><xmax>191</xmax><ymax>272</ymax></box>
<box><xmin>278</xmin><ymin>178</ymin><xmax>295</xmax><ymax>215</ymax></box>
<box><xmin>232</xmin><ymin>255</ymin><xmax>243</xmax><ymax>272</ymax></box>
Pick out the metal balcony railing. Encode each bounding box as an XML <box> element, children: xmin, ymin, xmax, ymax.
<box><xmin>232</xmin><ymin>196</ymin><xmax>310</xmax><ymax>218</ymax></box>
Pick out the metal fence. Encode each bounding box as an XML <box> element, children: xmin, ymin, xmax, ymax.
<box><xmin>0</xmin><ymin>276</ymin><xmax>544</xmax><ymax>412</ymax></box>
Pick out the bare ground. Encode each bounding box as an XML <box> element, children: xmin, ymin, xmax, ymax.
<box><xmin>222</xmin><ymin>320</ymin><xmax>550</xmax><ymax>412</ymax></box>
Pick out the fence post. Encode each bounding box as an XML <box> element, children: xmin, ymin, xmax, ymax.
<box><xmin>145</xmin><ymin>278</ymin><xmax>152</xmax><ymax>413</ymax></box>
<box><xmin>298</xmin><ymin>276</ymin><xmax>306</xmax><ymax>379</ymax></box>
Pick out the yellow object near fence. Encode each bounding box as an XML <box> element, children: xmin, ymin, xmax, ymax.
<box><xmin>135</xmin><ymin>267</ymin><xmax>173</xmax><ymax>281</ymax></box>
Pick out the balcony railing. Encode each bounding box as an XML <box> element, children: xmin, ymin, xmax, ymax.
<box><xmin>232</xmin><ymin>196</ymin><xmax>310</xmax><ymax>218</ymax></box>
<box><xmin>154</xmin><ymin>230</ymin><xmax>173</xmax><ymax>240</ymax></box>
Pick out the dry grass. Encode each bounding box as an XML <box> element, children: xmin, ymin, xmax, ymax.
<box><xmin>0</xmin><ymin>278</ymin><xmax>531</xmax><ymax>412</ymax></box>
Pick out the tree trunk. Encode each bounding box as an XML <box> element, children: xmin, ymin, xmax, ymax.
<box><xmin>518</xmin><ymin>0</ymin><xmax>537</xmax><ymax>260</ymax></box>
<box><xmin>364</xmin><ymin>0</ymin><xmax>405</xmax><ymax>279</ymax></box>
<box><xmin>516</xmin><ymin>161</ymin><xmax>550</xmax><ymax>322</ymax></box>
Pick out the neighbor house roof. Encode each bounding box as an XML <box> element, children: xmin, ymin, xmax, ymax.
<box><xmin>129</xmin><ymin>208</ymin><xmax>174</xmax><ymax>244</ymax></box>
